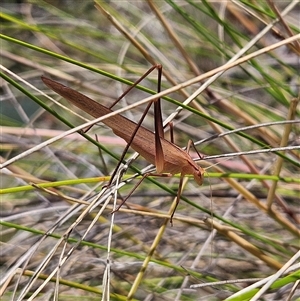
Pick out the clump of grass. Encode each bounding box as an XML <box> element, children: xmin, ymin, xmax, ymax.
<box><xmin>1</xmin><ymin>1</ymin><xmax>299</xmax><ymax>300</ymax></box>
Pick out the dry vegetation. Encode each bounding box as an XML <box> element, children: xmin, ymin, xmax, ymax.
<box><xmin>1</xmin><ymin>1</ymin><xmax>299</xmax><ymax>300</ymax></box>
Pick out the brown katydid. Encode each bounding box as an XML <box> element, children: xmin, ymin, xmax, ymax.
<box><xmin>41</xmin><ymin>65</ymin><xmax>204</xmax><ymax>221</ymax></box>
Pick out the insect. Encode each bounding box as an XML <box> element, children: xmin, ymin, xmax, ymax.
<box><xmin>41</xmin><ymin>66</ymin><xmax>204</xmax><ymax>221</ymax></box>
